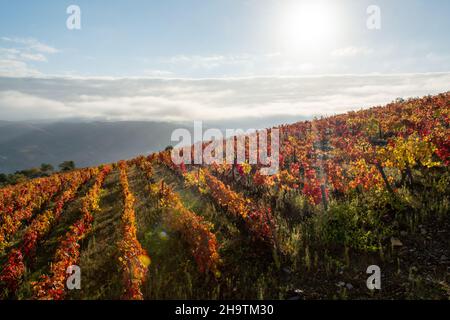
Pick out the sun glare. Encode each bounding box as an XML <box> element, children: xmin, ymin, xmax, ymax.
<box><xmin>278</xmin><ymin>2</ymin><xmax>336</xmax><ymax>52</ymax></box>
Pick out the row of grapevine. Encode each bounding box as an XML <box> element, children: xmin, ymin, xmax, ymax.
<box><xmin>0</xmin><ymin>174</ymin><xmax>70</xmax><ymax>252</ymax></box>
<box><xmin>31</xmin><ymin>165</ymin><xmax>112</xmax><ymax>300</ymax></box>
<box><xmin>155</xmin><ymin>153</ymin><xmax>275</xmax><ymax>245</ymax></box>
<box><xmin>117</xmin><ymin>161</ymin><xmax>150</xmax><ymax>300</ymax></box>
<box><xmin>135</xmin><ymin>156</ymin><xmax>220</xmax><ymax>276</ymax></box>
<box><xmin>0</xmin><ymin>168</ymin><xmax>95</xmax><ymax>294</ymax></box>
<box><xmin>0</xmin><ymin>174</ymin><xmax>65</xmax><ymax>218</ymax></box>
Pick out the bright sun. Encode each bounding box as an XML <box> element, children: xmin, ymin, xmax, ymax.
<box><xmin>278</xmin><ymin>2</ymin><xmax>336</xmax><ymax>52</ymax></box>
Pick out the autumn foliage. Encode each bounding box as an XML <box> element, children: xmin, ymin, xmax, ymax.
<box><xmin>31</xmin><ymin>165</ymin><xmax>112</xmax><ymax>300</ymax></box>
<box><xmin>136</xmin><ymin>157</ymin><xmax>220</xmax><ymax>276</ymax></box>
<box><xmin>0</xmin><ymin>168</ymin><xmax>94</xmax><ymax>294</ymax></box>
<box><xmin>117</xmin><ymin>161</ymin><xmax>150</xmax><ymax>300</ymax></box>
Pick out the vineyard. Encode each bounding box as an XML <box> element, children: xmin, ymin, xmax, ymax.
<box><xmin>0</xmin><ymin>93</ymin><xmax>449</xmax><ymax>300</ymax></box>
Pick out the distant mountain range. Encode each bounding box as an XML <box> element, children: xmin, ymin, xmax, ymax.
<box><xmin>0</xmin><ymin>120</ymin><xmax>186</xmax><ymax>173</ymax></box>
<box><xmin>0</xmin><ymin>115</ymin><xmax>309</xmax><ymax>174</ymax></box>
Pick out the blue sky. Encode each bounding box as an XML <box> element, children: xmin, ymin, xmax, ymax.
<box><xmin>1</xmin><ymin>0</ymin><xmax>449</xmax><ymax>77</ymax></box>
<box><xmin>0</xmin><ymin>0</ymin><xmax>449</xmax><ymax>122</ymax></box>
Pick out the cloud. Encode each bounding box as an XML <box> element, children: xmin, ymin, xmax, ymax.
<box><xmin>145</xmin><ymin>53</ymin><xmax>291</xmax><ymax>77</ymax></box>
<box><xmin>160</xmin><ymin>54</ymin><xmax>256</xmax><ymax>71</ymax></box>
<box><xmin>0</xmin><ymin>37</ymin><xmax>59</xmax><ymax>77</ymax></box>
<box><xmin>331</xmin><ymin>46</ymin><xmax>374</xmax><ymax>58</ymax></box>
<box><xmin>0</xmin><ymin>59</ymin><xmax>41</xmax><ymax>77</ymax></box>
<box><xmin>142</xmin><ymin>70</ymin><xmax>175</xmax><ymax>77</ymax></box>
<box><xmin>19</xmin><ymin>53</ymin><xmax>48</xmax><ymax>62</ymax></box>
<box><xmin>0</xmin><ymin>73</ymin><xmax>448</xmax><ymax>125</ymax></box>
<box><xmin>425</xmin><ymin>52</ymin><xmax>450</xmax><ymax>64</ymax></box>
<box><xmin>1</xmin><ymin>37</ymin><xmax>59</xmax><ymax>54</ymax></box>
<box><xmin>135</xmin><ymin>47</ymin><xmax>447</xmax><ymax>78</ymax></box>
<box><xmin>0</xmin><ymin>90</ymin><xmax>70</xmax><ymax>120</ymax></box>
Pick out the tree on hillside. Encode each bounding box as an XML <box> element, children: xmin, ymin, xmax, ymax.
<box><xmin>40</xmin><ymin>163</ymin><xmax>54</xmax><ymax>174</ymax></box>
<box><xmin>16</xmin><ymin>168</ymin><xmax>41</xmax><ymax>179</ymax></box>
<box><xmin>0</xmin><ymin>173</ymin><xmax>8</xmax><ymax>185</ymax></box>
<box><xmin>59</xmin><ymin>161</ymin><xmax>76</xmax><ymax>172</ymax></box>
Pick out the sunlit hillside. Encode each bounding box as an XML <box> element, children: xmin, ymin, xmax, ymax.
<box><xmin>0</xmin><ymin>93</ymin><xmax>449</xmax><ymax>300</ymax></box>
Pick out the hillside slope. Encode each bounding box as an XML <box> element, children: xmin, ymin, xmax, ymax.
<box><xmin>0</xmin><ymin>93</ymin><xmax>449</xmax><ymax>300</ymax></box>
<box><xmin>0</xmin><ymin>121</ymin><xmax>186</xmax><ymax>173</ymax></box>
